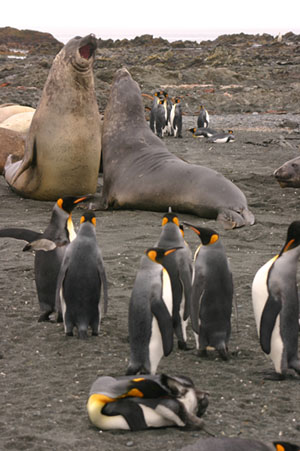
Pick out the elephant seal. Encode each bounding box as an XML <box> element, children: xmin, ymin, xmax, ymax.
<box><xmin>100</xmin><ymin>68</ymin><xmax>254</xmax><ymax>229</ymax></box>
<box><xmin>0</xmin><ymin>104</ymin><xmax>35</xmax><ymax>123</ymax></box>
<box><xmin>4</xmin><ymin>34</ymin><xmax>101</xmax><ymax>201</ymax></box>
<box><xmin>0</xmin><ymin>111</ymin><xmax>35</xmax><ymax>134</ymax></box>
<box><xmin>0</xmin><ymin>128</ymin><xmax>25</xmax><ymax>174</ymax></box>
<box><xmin>274</xmin><ymin>156</ymin><xmax>300</xmax><ymax>188</ymax></box>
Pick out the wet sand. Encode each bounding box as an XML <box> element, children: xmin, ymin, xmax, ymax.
<box><xmin>1</xmin><ymin>113</ymin><xmax>300</xmax><ymax>450</ymax></box>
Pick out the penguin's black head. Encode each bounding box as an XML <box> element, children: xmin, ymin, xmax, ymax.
<box><xmin>188</xmin><ymin>127</ymin><xmax>196</xmax><ymax>133</ymax></box>
<box><xmin>228</xmin><ymin>129</ymin><xmax>234</xmax><ymax>134</ymax></box>
<box><xmin>163</xmin><ymin>91</ymin><xmax>168</xmax><ymax>98</ymax></box>
<box><xmin>183</xmin><ymin>222</ymin><xmax>219</xmax><ymax>245</ymax></box>
<box><xmin>145</xmin><ymin>246</ymin><xmax>182</xmax><ymax>263</ymax></box>
<box><xmin>80</xmin><ymin>211</ymin><xmax>96</xmax><ymax>226</ymax></box>
<box><xmin>280</xmin><ymin>220</ymin><xmax>300</xmax><ymax>255</ymax></box>
<box><xmin>273</xmin><ymin>442</ymin><xmax>300</xmax><ymax>451</ymax></box>
<box><xmin>162</xmin><ymin>213</ymin><xmax>180</xmax><ymax>227</ymax></box>
<box><xmin>57</xmin><ymin>195</ymin><xmax>90</xmax><ymax>214</ymax></box>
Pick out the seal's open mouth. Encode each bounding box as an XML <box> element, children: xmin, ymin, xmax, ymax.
<box><xmin>79</xmin><ymin>44</ymin><xmax>94</xmax><ymax>59</ymax></box>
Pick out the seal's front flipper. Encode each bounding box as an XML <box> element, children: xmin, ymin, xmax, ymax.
<box><xmin>217</xmin><ymin>208</ymin><xmax>255</xmax><ymax>230</ymax></box>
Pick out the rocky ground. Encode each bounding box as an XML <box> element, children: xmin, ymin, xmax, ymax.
<box><xmin>0</xmin><ymin>28</ymin><xmax>300</xmax><ymax>451</ymax></box>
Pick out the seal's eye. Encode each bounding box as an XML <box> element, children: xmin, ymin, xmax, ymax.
<box><xmin>79</xmin><ymin>44</ymin><xmax>93</xmax><ymax>59</ymax></box>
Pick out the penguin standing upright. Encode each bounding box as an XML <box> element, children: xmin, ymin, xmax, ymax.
<box><xmin>127</xmin><ymin>252</ymin><xmax>174</xmax><ymax>375</ymax></box>
<box><xmin>162</xmin><ymin>91</ymin><xmax>173</xmax><ymax>136</ymax></box>
<box><xmin>170</xmin><ymin>98</ymin><xmax>183</xmax><ymax>138</ymax></box>
<box><xmin>197</xmin><ymin>105</ymin><xmax>209</xmax><ymax>128</ymax></box>
<box><xmin>87</xmin><ymin>373</ymin><xmax>208</xmax><ymax>431</ymax></box>
<box><xmin>0</xmin><ymin>195</ymin><xmax>89</xmax><ymax>321</ymax></box>
<box><xmin>155</xmin><ymin>213</ymin><xmax>193</xmax><ymax>350</ymax></box>
<box><xmin>56</xmin><ymin>211</ymin><xmax>108</xmax><ymax>338</ymax></box>
<box><xmin>183</xmin><ymin>222</ymin><xmax>233</xmax><ymax>360</ymax></box>
<box><xmin>149</xmin><ymin>91</ymin><xmax>161</xmax><ymax>134</ymax></box>
<box><xmin>252</xmin><ymin>220</ymin><xmax>300</xmax><ymax>378</ymax></box>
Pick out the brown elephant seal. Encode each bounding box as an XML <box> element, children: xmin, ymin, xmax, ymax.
<box><xmin>0</xmin><ymin>128</ymin><xmax>25</xmax><ymax>174</ymax></box>
<box><xmin>0</xmin><ymin>104</ymin><xmax>35</xmax><ymax>123</ymax></box>
<box><xmin>0</xmin><ymin>111</ymin><xmax>35</xmax><ymax>134</ymax></box>
<box><xmin>4</xmin><ymin>34</ymin><xmax>101</xmax><ymax>201</ymax></box>
<box><xmin>274</xmin><ymin>155</ymin><xmax>300</xmax><ymax>187</ymax></box>
<box><xmin>100</xmin><ymin>68</ymin><xmax>254</xmax><ymax>229</ymax></box>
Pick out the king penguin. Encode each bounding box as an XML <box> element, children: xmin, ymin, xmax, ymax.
<box><xmin>170</xmin><ymin>98</ymin><xmax>183</xmax><ymax>138</ymax></box>
<box><xmin>155</xmin><ymin>212</ymin><xmax>193</xmax><ymax>350</ymax></box>
<box><xmin>0</xmin><ymin>195</ymin><xmax>89</xmax><ymax>321</ymax></box>
<box><xmin>126</xmin><ymin>252</ymin><xmax>174</xmax><ymax>375</ymax></box>
<box><xmin>197</xmin><ymin>105</ymin><xmax>209</xmax><ymax>128</ymax></box>
<box><xmin>252</xmin><ymin>220</ymin><xmax>300</xmax><ymax>378</ymax></box>
<box><xmin>208</xmin><ymin>130</ymin><xmax>235</xmax><ymax>143</ymax></box>
<box><xmin>183</xmin><ymin>222</ymin><xmax>233</xmax><ymax>360</ymax></box>
<box><xmin>87</xmin><ymin>373</ymin><xmax>208</xmax><ymax>431</ymax></box>
<box><xmin>56</xmin><ymin>211</ymin><xmax>108</xmax><ymax>338</ymax></box>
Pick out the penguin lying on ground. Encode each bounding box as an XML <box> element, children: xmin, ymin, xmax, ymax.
<box><xmin>126</xmin><ymin>251</ymin><xmax>174</xmax><ymax>375</ymax></box>
<box><xmin>207</xmin><ymin>130</ymin><xmax>235</xmax><ymax>143</ymax></box>
<box><xmin>189</xmin><ymin>127</ymin><xmax>218</xmax><ymax>138</ymax></box>
<box><xmin>0</xmin><ymin>195</ymin><xmax>89</xmax><ymax>321</ymax></box>
<box><xmin>55</xmin><ymin>211</ymin><xmax>108</xmax><ymax>338</ymax></box>
<box><xmin>155</xmin><ymin>212</ymin><xmax>193</xmax><ymax>350</ymax></box>
<box><xmin>183</xmin><ymin>223</ymin><xmax>233</xmax><ymax>360</ymax></box>
<box><xmin>252</xmin><ymin>220</ymin><xmax>300</xmax><ymax>379</ymax></box>
<box><xmin>87</xmin><ymin>373</ymin><xmax>208</xmax><ymax>431</ymax></box>
<box><xmin>180</xmin><ymin>437</ymin><xmax>300</xmax><ymax>451</ymax></box>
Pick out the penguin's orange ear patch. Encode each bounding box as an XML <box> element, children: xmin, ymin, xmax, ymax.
<box><xmin>57</xmin><ymin>198</ymin><xmax>63</xmax><ymax>209</ymax></box>
<box><xmin>210</xmin><ymin>234</ymin><xmax>219</xmax><ymax>244</ymax></box>
<box><xmin>162</xmin><ymin>217</ymin><xmax>168</xmax><ymax>226</ymax></box>
<box><xmin>92</xmin><ymin>217</ymin><xmax>96</xmax><ymax>226</ymax></box>
<box><xmin>172</xmin><ymin>217</ymin><xmax>179</xmax><ymax>226</ymax></box>
<box><xmin>80</xmin><ymin>216</ymin><xmax>85</xmax><ymax>224</ymax></box>
<box><xmin>147</xmin><ymin>250</ymin><xmax>157</xmax><ymax>262</ymax></box>
<box><xmin>165</xmin><ymin>248</ymin><xmax>176</xmax><ymax>256</ymax></box>
<box><xmin>276</xmin><ymin>445</ymin><xmax>285</xmax><ymax>451</ymax></box>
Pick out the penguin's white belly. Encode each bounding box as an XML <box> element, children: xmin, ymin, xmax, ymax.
<box><xmin>252</xmin><ymin>258</ymin><xmax>275</xmax><ymax>333</ymax></box>
<box><xmin>149</xmin><ymin>269</ymin><xmax>172</xmax><ymax>374</ymax></box>
<box><xmin>140</xmin><ymin>404</ymin><xmax>184</xmax><ymax>428</ymax></box>
<box><xmin>269</xmin><ymin>316</ymin><xmax>283</xmax><ymax>373</ymax></box>
<box><xmin>149</xmin><ymin>317</ymin><xmax>164</xmax><ymax>374</ymax></box>
<box><xmin>252</xmin><ymin>256</ymin><xmax>283</xmax><ymax>373</ymax></box>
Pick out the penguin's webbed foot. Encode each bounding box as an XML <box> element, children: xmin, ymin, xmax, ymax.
<box><xmin>178</xmin><ymin>340</ymin><xmax>193</xmax><ymax>351</ymax></box>
<box><xmin>38</xmin><ymin>310</ymin><xmax>53</xmax><ymax>322</ymax></box>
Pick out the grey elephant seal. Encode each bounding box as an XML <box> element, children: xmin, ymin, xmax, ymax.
<box><xmin>4</xmin><ymin>34</ymin><xmax>101</xmax><ymax>201</ymax></box>
<box><xmin>100</xmin><ymin>68</ymin><xmax>254</xmax><ymax>229</ymax></box>
<box><xmin>274</xmin><ymin>156</ymin><xmax>300</xmax><ymax>188</ymax></box>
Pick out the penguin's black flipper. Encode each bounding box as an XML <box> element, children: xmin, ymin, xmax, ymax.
<box><xmin>102</xmin><ymin>399</ymin><xmax>147</xmax><ymax>431</ymax></box>
<box><xmin>96</xmin><ymin>254</ymin><xmax>108</xmax><ymax>314</ymax></box>
<box><xmin>150</xmin><ymin>294</ymin><xmax>173</xmax><ymax>356</ymax></box>
<box><xmin>0</xmin><ymin>228</ymin><xmax>43</xmax><ymax>243</ymax></box>
<box><xmin>190</xmin><ymin>275</ymin><xmax>205</xmax><ymax>333</ymax></box>
<box><xmin>259</xmin><ymin>294</ymin><xmax>282</xmax><ymax>354</ymax></box>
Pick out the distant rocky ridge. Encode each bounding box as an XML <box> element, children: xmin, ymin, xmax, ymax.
<box><xmin>0</xmin><ymin>27</ymin><xmax>63</xmax><ymax>55</ymax></box>
<box><xmin>0</xmin><ymin>27</ymin><xmax>300</xmax><ymax>114</ymax></box>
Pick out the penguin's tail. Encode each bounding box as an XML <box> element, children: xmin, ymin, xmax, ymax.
<box><xmin>77</xmin><ymin>329</ymin><xmax>88</xmax><ymax>339</ymax></box>
<box><xmin>216</xmin><ymin>343</ymin><xmax>229</xmax><ymax>361</ymax></box>
<box><xmin>126</xmin><ymin>362</ymin><xmax>150</xmax><ymax>376</ymax></box>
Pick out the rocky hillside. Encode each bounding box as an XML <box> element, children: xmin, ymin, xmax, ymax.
<box><xmin>0</xmin><ymin>28</ymin><xmax>299</xmax><ymax>114</ymax></box>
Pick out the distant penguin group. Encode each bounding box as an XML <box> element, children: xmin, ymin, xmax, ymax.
<box><xmin>150</xmin><ymin>91</ymin><xmax>182</xmax><ymax>138</ymax></box>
